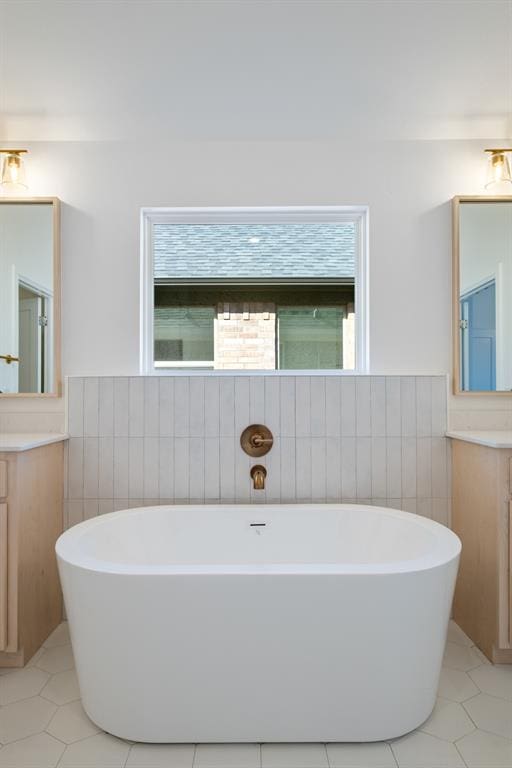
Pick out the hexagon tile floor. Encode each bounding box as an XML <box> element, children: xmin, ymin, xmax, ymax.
<box><xmin>1</xmin><ymin>621</ymin><xmax>512</xmax><ymax>767</ymax></box>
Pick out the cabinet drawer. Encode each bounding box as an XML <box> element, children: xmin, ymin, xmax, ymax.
<box><xmin>0</xmin><ymin>503</ymin><xmax>7</xmax><ymax>651</ymax></box>
<box><xmin>0</xmin><ymin>461</ymin><xmax>6</xmax><ymax>498</ymax></box>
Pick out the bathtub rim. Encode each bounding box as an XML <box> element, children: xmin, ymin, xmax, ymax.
<box><xmin>56</xmin><ymin>503</ymin><xmax>461</xmax><ymax>577</ymax></box>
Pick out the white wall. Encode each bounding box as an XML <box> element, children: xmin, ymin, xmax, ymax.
<box><xmin>0</xmin><ymin>204</ymin><xmax>53</xmax><ymax>394</ymax></box>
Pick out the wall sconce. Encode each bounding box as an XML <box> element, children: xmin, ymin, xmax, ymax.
<box><xmin>0</xmin><ymin>149</ymin><xmax>28</xmax><ymax>191</ymax></box>
<box><xmin>484</xmin><ymin>149</ymin><xmax>512</xmax><ymax>188</ymax></box>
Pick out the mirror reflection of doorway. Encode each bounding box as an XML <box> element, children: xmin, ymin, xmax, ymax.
<box><xmin>18</xmin><ymin>282</ymin><xmax>50</xmax><ymax>394</ymax></box>
<box><xmin>460</xmin><ymin>279</ymin><xmax>496</xmax><ymax>392</ymax></box>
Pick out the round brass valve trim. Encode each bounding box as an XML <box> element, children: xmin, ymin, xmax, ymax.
<box><xmin>240</xmin><ymin>424</ymin><xmax>274</xmax><ymax>457</ymax></box>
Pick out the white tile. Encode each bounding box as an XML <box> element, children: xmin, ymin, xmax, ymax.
<box><xmin>143</xmin><ymin>437</ymin><xmax>159</xmax><ymax>498</ymax></box>
<box><xmin>67</xmin><ymin>378</ymin><xmax>84</xmax><ymax>437</ymax></box>
<box><xmin>325</xmin><ymin>377</ymin><xmax>341</xmax><ymax>437</ymax></box>
<box><xmin>341</xmin><ymin>378</ymin><xmax>357</xmax><ymax>436</ymax></box>
<box><xmin>83</xmin><ymin>438</ymin><xmax>99</xmax><ymax>499</ymax></box>
<box><xmin>157</xmin><ymin>437</ymin><xmax>174</xmax><ymax>499</ymax></box>
<box><xmin>311</xmin><ymin>437</ymin><xmax>326</xmax><ymax>501</ymax></box>
<box><xmin>310</xmin><ymin>377</ymin><xmax>326</xmax><ymax>436</ymax></box>
<box><xmin>174</xmin><ymin>437</ymin><xmax>190</xmax><ymax>500</ymax></box>
<box><xmin>280</xmin><ymin>436</ymin><xmax>296</xmax><ymax>502</ymax></box>
<box><xmin>400</xmin><ymin>376</ymin><xmax>417</xmax><ymax>437</ymax></box>
<box><xmin>65</xmin><ymin>500</ymin><xmax>83</xmax><ymax>528</ymax></box>
<box><xmin>386</xmin><ymin>437</ymin><xmax>402</xmax><ymax>499</ymax></box>
<box><xmin>385</xmin><ymin>377</ymin><xmax>401</xmax><ymax>437</ymax></box>
<box><xmin>220</xmin><ymin>436</ymin><xmax>236</xmax><ymax>501</ymax></box>
<box><xmin>355</xmin><ymin>377</ymin><xmax>371</xmax><ymax>436</ymax></box>
<box><xmin>249</xmin><ymin>376</ymin><xmax>265</xmax><ymax>423</ymax></box>
<box><xmin>464</xmin><ymin>693</ymin><xmax>512</xmax><ymax>740</ymax></box>
<box><xmin>431</xmin><ymin>438</ymin><xmax>448</xmax><ymax>498</ymax></box>
<box><xmin>113</xmin><ymin>377</ymin><xmax>130</xmax><ymax>437</ymax></box>
<box><xmin>144</xmin><ymin>377</ymin><xmax>160</xmax><ymax>437</ymax></box>
<box><xmin>401</xmin><ymin>498</ymin><xmax>417</xmax><ymax>514</ymax></box>
<box><xmin>265</xmin><ymin>437</ymin><xmax>281</xmax><ymax>502</ymax></box>
<box><xmin>262</xmin><ymin>743</ymin><xmax>328</xmax><ymax>768</ymax></box>
<box><xmin>432</xmin><ymin>498</ymin><xmax>449</xmax><ymax>526</ymax></box>
<box><xmin>390</xmin><ymin>730</ymin><xmax>465</xmax><ymax>767</ymax></box>
<box><xmin>295</xmin><ymin>377</ymin><xmax>311</xmax><ymax>437</ymax></box>
<box><xmin>204</xmin><ymin>437</ymin><xmax>220</xmax><ymax>500</ymax></box>
<box><xmin>469</xmin><ymin>664</ymin><xmax>512</xmax><ymax>702</ymax></box>
<box><xmin>295</xmin><ymin>437</ymin><xmax>312</xmax><ymax>500</ymax></box>
<box><xmin>98</xmin><ymin>437</ymin><xmax>114</xmax><ymax>498</ymax></box>
<box><xmin>0</xmin><ymin>696</ymin><xmax>56</xmax><ymax>744</ymax></box>
<box><xmin>128</xmin><ymin>377</ymin><xmax>144</xmax><ymax>436</ymax></box>
<box><xmin>371</xmin><ymin>377</ymin><xmax>386</xmax><ymax>436</ymax></box>
<box><xmin>265</xmin><ymin>376</ymin><xmax>281</xmax><ymax>436</ymax></box>
<box><xmin>98</xmin><ymin>377</ymin><xmax>114</xmax><ymax>436</ymax></box>
<box><xmin>40</xmin><ymin>670</ymin><xmax>80</xmax><ymax>706</ymax></box>
<box><xmin>113</xmin><ymin>437</ymin><xmax>129</xmax><ymax>498</ymax></box>
<box><xmin>325</xmin><ymin>437</ymin><xmax>342</xmax><ymax>501</ymax></box>
<box><xmin>174</xmin><ymin>378</ymin><xmax>190</xmax><ymax>437</ymax></box>
<box><xmin>327</xmin><ymin>742</ymin><xmax>396</xmax><ymax>767</ymax></box>
<box><xmin>431</xmin><ymin>377</ymin><xmax>447</xmax><ymax>437</ymax></box>
<box><xmin>44</xmin><ymin>622</ymin><xmax>70</xmax><ymax>649</ymax></box>
<box><xmin>194</xmin><ymin>743</ymin><xmax>260</xmax><ymax>767</ymax></box>
<box><xmin>189</xmin><ymin>437</ymin><xmax>205</xmax><ymax>500</ymax></box>
<box><xmin>0</xmin><ymin>667</ymin><xmax>50</xmax><ymax>705</ymax></box>
<box><xmin>0</xmin><ymin>733</ymin><xmax>64</xmax><ymax>768</ymax></box>
<box><xmin>356</xmin><ymin>436</ymin><xmax>372</xmax><ymax>499</ymax></box>
<box><xmin>67</xmin><ymin>438</ymin><xmax>84</xmax><ymax>499</ymax></box>
<box><xmin>204</xmin><ymin>377</ymin><xmax>220</xmax><ymax>437</ymax></box>
<box><xmin>83</xmin><ymin>378</ymin><xmax>99</xmax><ymax>437</ymax></box>
<box><xmin>417</xmin><ymin>498</ymin><xmax>432</xmax><ymax>519</ymax></box>
<box><xmin>416</xmin><ymin>377</ymin><xmax>432</xmax><ymax>437</ymax></box>
<box><xmin>416</xmin><ymin>438</ymin><xmax>432</xmax><ymax>499</ymax></box>
<box><xmin>401</xmin><ymin>437</ymin><xmax>417</xmax><ymax>498</ymax></box>
<box><xmin>447</xmin><ymin>621</ymin><xmax>474</xmax><ymax>648</ymax></box>
<box><xmin>234</xmin><ymin>377</ymin><xmax>250</xmax><ymax>435</ymax></box>
<box><xmin>235</xmin><ymin>446</ymin><xmax>251</xmax><ymax>502</ymax></box>
<box><xmin>219</xmin><ymin>378</ymin><xmax>235</xmax><ymax>436</ymax></box>
<box><xmin>158</xmin><ymin>377</ymin><xmax>174</xmax><ymax>437</ymax></box>
<box><xmin>35</xmin><ymin>644</ymin><xmax>74</xmax><ymax>675</ymax></box>
<box><xmin>280</xmin><ymin>377</ymin><xmax>296</xmax><ymax>437</ymax></box>
<box><xmin>189</xmin><ymin>377</ymin><xmax>205</xmax><ymax>437</ymax></box>
<box><xmin>46</xmin><ymin>700</ymin><xmax>99</xmax><ymax>744</ymax></box>
<box><xmin>341</xmin><ymin>437</ymin><xmax>357</xmax><ymax>498</ymax></box>
<box><xmin>457</xmin><ymin>729</ymin><xmax>512</xmax><ymax>768</ymax></box>
<box><xmin>128</xmin><ymin>437</ymin><xmax>144</xmax><ymax>498</ymax></box>
<box><xmin>371</xmin><ymin>436</ymin><xmax>387</xmax><ymax>498</ymax></box>
<box><xmin>437</xmin><ymin>666</ymin><xmax>480</xmax><ymax>703</ymax></box>
<box><xmin>420</xmin><ymin>696</ymin><xmax>475</xmax><ymax>741</ymax></box>
<box><xmin>57</xmin><ymin>733</ymin><xmax>130</xmax><ymax>768</ymax></box>
<box><xmin>443</xmin><ymin>642</ymin><xmax>483</xmax><ymax>672</ymax></box>
<box><xmin>126</xmin><ymin>743</ymin><xmax>194</xmax><ymax>767</ymax></box>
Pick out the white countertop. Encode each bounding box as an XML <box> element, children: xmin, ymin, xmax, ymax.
<box><xmin>446</xmin><ymin>430</ymin><xmax>512</xmax><ymax>449</ymax></box>
<box><xmin>0</xmin><ymin>433</ymin><xmax>69</xmax><ymax>452</ymax></box>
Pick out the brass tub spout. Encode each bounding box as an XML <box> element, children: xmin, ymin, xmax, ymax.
<box><xmin>250</xmin><ymin>465</ymin><xmax>267</xmax><ymax>490</ymax></box>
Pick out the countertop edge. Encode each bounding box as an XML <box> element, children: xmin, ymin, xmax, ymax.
<box><xmin>446</xmin><ymin>430</ymin><xmax>512</xmax><ymax>449</ymax></box>
<box><xmin>0</xmin><ymin>433</ymin><xmax>69</xmax><ymax>452</ymax></box>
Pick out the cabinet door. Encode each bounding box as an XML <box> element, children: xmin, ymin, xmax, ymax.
<box><xmin>0</xmin><ymin>503</ymin><xmax>7</xmax><ymax>651</ymax></box>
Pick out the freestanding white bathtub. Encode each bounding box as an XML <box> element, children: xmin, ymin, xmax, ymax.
<box><xmin>56</xmin><ymin>504</ymin><xmax>461</xmax><ymax>743</ymax></box>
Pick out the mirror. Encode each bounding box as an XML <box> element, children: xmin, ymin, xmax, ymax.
<box><xmin>454</xmin><ymin>197</ymin><xmax>512</xmax><ymax>394</ymax></box>
<box><xmin>0</xmin><ymin>199</ymin><xmax>60</xmax><ymax>395</ymax></box>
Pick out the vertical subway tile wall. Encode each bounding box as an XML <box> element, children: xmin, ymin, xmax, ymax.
<box><xmin>64</xmin><ymin>375</ymin><xmax>450</xmax><ymax>527</ymax></box>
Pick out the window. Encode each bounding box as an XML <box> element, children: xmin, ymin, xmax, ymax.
<box><xmin>141</xmin><ymin>207</ymin><xmax>368</xmax><ymax>373</ymax></box>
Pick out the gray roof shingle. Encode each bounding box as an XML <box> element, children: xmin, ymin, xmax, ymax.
<box><xmin>154</xmin><ymin>223</ymin><xmax>355</xmax><ymax>280</ymax></box>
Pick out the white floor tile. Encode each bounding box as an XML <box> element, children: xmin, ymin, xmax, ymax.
<box><xmin>456</xmin><ymin>729</ymin><xmax>512</xmax><ymax>768</ymax></box>
<box><xmin>46</xmin><ymin>700</ymin><xmax>100</xmax><ymax>744</ymax></box>
<box><xmin>443</xmin><ymin>642</ymin><xmax>483</xmax><ymax>672</ymax></box>
<box><xmin>0</xmin><ymin>667</ymin><xmax>50</xmax><ymax>705</ymax></box>
<box><xmin>0</xmin><ymin>733</ymin><xmax>64</xmax><ymax>768</ymax></box>
<box><xmin>126</xmin><ymin>743</ymin><xmax>195</xmax><ymax>767</ymax></box>
<box><xmin>326</xmin><ymin>741</ymin><xmax>396</xmax><ymax>767</ymax></box>
<box><xmin>390</xmin><ymin>731</ymin><xmax>465</xmax><ymax>767</ymax></box>
<box><xmin>469</xmin><ymin>665</ymin><xmax>512</xmax><ymax>702</ymax></box>
<box><xmin>43</xmin><ymin>623</ymin><xmax>70</xmax><ymax>649</ymax></box>
<box><xmin>437</xmin><ymin>666</ymin><xmax>480</xmax><ymax>703</ymax></box>
<box><xmin>41</xmin><ymin>670</ymin><xmax>81</xmax><ymax>706</ymax></box>
<box><xmin>463</xmin><ymin>693</ymin><xmax>512</xmax><ymax>740</ymax></box>
<box><xmin>0</xmin><ymin>696</ymin><xmax>56</xmax><ymax>744</ymax></box>
<box><xmin>447</xmin><ymin>622</ymin><xmax>474</xmax><ymax>648</ymax></box>
<box><xmin>194</xmin><ymin>743</ymin><xmax>260</xmax><ymax>767</ymax></box>
<box><xmin>420</xmin><ymin>697</ymin><xmax>475</xmax><ymax>742</ymax></box>
<box><xmin>36</xmin><ymin>645</ymin><xmax>75</xmax><ymax>675</ymax></box>
<box><xmin>57</xmin><ymin>732</ymin><xmax>131</xmax><ymax>768</ymax></box>
<box><xmin>261</xmin><ymin>743</ymin><xmax>329</xmax><ymax>767</ymax></box>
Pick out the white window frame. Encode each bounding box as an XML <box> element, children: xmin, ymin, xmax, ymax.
<box><xmin>140</xmin><ymin>206</ymin><xmax>369</xmax><ymax>375</ymax></box>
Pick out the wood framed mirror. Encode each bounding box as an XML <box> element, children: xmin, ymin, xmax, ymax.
<box><xmin>0</xmin><ymin>198</ymin><xmax>61</xmax><ymax>396</ymax></box>
<box><xmin>453</xmin><ymin>196</ymin><xmax>512</xmax><ymax>395</ymax></box>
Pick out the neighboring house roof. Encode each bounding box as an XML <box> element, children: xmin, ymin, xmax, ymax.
<box><xmin>153</xmin><ymin>223</ymin><xmax>355</xmax><ymax>280</ymax></box>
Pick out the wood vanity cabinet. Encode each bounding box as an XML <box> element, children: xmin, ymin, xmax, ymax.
<box><xmin>451</xmin><ymin>438</ymin><xmax>512</xmax><ymax>663</ymax></box>
<box><xmin>0</xmin><ymin>442</ymin><xmax>64</xmax><ymax>667</ymax></box>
